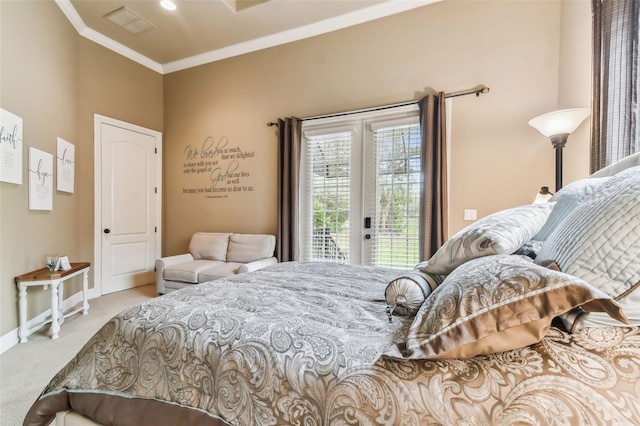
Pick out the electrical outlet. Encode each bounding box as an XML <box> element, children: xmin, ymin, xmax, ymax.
<box><xmin>463</xmin><ymin>209</ymin><xmax>477</xmax><ymax>221</ymax></box>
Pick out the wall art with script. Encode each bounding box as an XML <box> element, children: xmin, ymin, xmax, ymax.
<box><xmin>182</xmin><ymin>135</ymin><xmax>256</xmax><ymax>199</ymax></box>
<box><xmin>0</xmin><ymin>108</ymin><xmax>23</xmax><ymax>184</ymax></box>
<box><xmin>29</xmin><ymin>147</ymin><xmax>53</xmax><ymax>210</ymax></box>
<box><xmin>57</xmin><ymin>137</ymin><xmax>75</xmax><ymax>193</ymax></box>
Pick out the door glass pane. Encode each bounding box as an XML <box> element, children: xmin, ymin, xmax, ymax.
<box><xmin>308</xmin><ymin>133</ymin><xmax>351</xmax><ymax>262</ymax></box>
<box><xmin>371</xmin><ymin>124</ymin><xmax>421</xmax><ymax>269</ymax></box>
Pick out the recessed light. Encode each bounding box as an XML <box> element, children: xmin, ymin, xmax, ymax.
<box><xmin>160</xmin><ymin>1</ymin><xmax>177</xmax><ymax>11</ymax></box>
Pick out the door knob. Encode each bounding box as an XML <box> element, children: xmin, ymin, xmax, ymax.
<box><xmin>365</xmin><ymin>234</ymin><xmax>371</xmax><ymax>239</ymax></box>
<box><xmin>104</xmin><ymin>229</ymin><xmax>111</xmax><ymax>234</ymax></box>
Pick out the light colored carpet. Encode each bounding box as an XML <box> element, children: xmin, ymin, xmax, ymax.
<box><xmin>0</xmin><ymin>284</ymin><xmax>157</xmax><ymax>426</ymax></box>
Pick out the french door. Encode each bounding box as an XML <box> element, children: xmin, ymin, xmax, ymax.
<box><xmin>300</xmin><ymin>105</ymin><xmax>421</xmax><ymax>269</ymax></box>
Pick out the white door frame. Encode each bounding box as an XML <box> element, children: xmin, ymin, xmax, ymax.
<box><xmin>93</xmin><ymin>114</ymin><xmax>162</xmax><ymax>297</ymax></box>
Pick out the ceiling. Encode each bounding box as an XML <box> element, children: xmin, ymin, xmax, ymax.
<box><xmin>56</xmin><ymin>0</ymin><xmax>440</xmax><ymax>74</ymax></box>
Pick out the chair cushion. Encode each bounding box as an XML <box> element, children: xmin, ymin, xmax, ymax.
<box><xmin>227</xmin><ymin>234</ymin><xmax>276</xmax><ymax>263</ymax></box>
<box><xmin>164</xmin><ymin>260</ymin><xmax>219</xmax><ymax>283</ymax></box>
<box><xmin>189</xmin><ymin>233</ymin><xmax>230</xmax><ymax>261</ymax></box>
<box><xmin>198</xmin><ymin>262</ymin><xmax>244</xmax><ymax>282</ymax></box>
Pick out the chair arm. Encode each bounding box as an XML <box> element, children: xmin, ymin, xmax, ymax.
<box><xmin>237</xmin><ymin>257</ymin><xmax>278</xmax><ymax>274</ymax></box>
<box><xmin>156</xmin><ymin>253</ymin><xmax>194</xmax><ymax>269</ymax></box>
<box><xmin>155</xmin><ymin>253</ymin><xmax>194</xmax><ymax>294</ymax></box>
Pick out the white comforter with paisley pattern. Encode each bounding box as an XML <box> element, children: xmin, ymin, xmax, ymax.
<box><xmin>24</xmin><ymin>261</ymin><xmax>640</xmax><ymax>426</ymax></box>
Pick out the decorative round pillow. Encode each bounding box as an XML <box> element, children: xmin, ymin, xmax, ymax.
<box><xmin>385</xmin><ymin>270</ymin><xmax>445</xmax><ymax>317</ymax></box>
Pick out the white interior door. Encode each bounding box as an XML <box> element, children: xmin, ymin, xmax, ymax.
<box><xmin>95</xmin><ymin>115</ymin><xmax>161</xmax><ymax>295</ymax></box>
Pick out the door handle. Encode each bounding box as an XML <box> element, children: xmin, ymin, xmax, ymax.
<box><xmin>104</xmin><ymin>229</ymin><xmax>111</xmax><ymax>234</ymax></box>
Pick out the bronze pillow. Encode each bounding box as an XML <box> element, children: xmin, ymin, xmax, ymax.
<box><xmin>385</xmin><ymin>255</ymin><xmax>627</xmax><ymax>360</ymax></box>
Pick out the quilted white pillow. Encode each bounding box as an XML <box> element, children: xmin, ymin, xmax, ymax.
<box><xmin>535</xmin><ymin>166</ymin><xmax>640</xmax><ymax>329</ymax></box>
<box><xmin>533</xmin><ymin>177</ymin><xmax>610</xmax><ymax>241</ymax></box>
<box><xmin>419</xmin><ymin>203</ymin><xmax>554</xmax><ymax>275</ymax></box>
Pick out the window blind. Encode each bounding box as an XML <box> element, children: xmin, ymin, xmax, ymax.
<box><xmin>368</xmin><ymin>121</ymin><xmax>421</xmax><ymax>269</ymax></box>
<box><xmin>304</xmin><ymin>131</ymin><xmax>352</xmax><ymax>263</ymax></box>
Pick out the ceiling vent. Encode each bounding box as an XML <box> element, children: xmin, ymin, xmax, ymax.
<box><xmin>103</xmin><ymin>6</ymin><xmax>154</xmax><ymax>34</ymax></box>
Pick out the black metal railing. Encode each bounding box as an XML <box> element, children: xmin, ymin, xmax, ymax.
<box><xmin>312</xmin><ymin>228</ymin><xmax>348</xmax><ymax>261</ymax></box>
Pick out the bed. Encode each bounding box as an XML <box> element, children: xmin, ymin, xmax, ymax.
<box><xmin>24</xmin><ymin>160</ymin><xmax>640</xmax><ymax>426</ymax></box>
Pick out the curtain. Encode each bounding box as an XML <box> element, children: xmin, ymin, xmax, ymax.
<box><xmin>591</xmin><ymin>0</ymin><xmax>639</xmax><ymax>173</ymax></box>
<box><xmin>419</xmin><ymin>93</ymin><xmax>448</xmax><ymax>260</ymax></box>
<box><xmin>277</xmin><ymin>117</ymin><xmax>302</xmax><ymax>262</ymax></box>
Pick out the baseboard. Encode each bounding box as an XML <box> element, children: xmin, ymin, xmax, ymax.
<box><xmin>87</xmin><ymin>287</ymin><xmax>101</xmax><ymax>300</ymax></box>
<box><xmin>0</xmin><ymin>291</ymin><xmax>86</xmax><ymax>355</ymax></box>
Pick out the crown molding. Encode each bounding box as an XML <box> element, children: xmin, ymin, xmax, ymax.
<box><xmin>55</xmin><ymin>0</ymin><xmax>440</xmax><ymax>75</ymax></box>
<box><xmin>55</xmin><ymin>0</ymin><xmax>163</xmax><ymax>73</ymax></box>
<box><xmin>163</xmin><ymin>0</ymin><xmax>440</xmax><ymax>74</ymax></box>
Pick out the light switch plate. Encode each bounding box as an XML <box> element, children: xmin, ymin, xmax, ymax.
<box><xmin>463</xmin><ymin>209</ymin><xmax>477</xmax><ymax>221</ymax></box>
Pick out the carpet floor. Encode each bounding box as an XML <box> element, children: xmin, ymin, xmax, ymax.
<box><xmin>0</xmin><ymin>283</ymin><xmax>157</xmax><ymax>426</ymax></box>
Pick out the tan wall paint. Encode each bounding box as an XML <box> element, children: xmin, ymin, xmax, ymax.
<box><xmin>75</xmin><ymin>38</ymin><xmax>164</xmax><ymax>283</ymax></box>
<box><xmin>0</xmin><ymin>1</ymin><xmax>79</xmax><ymax>333</ymax></box>
<box><xmin>0</xmin><ymin>1</ymin><xmax>163</xmax><ymax>337</ymax></box>
<box><xmin>559</xmin><ymin>0</ymin><xmax>592</xmax><ymax>184</ymax></box>
<box><xmin>163</xmin><ymin>0</ymin><xmax>590</xmax><ymax>256</ymax></box>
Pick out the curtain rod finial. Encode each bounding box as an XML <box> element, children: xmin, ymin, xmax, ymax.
<box><xmin>476</xmin><ymin>86</ymin><xmax>490</xmax><ymax>96</ymax></box>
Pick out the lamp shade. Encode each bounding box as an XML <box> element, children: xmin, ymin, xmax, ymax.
<box><xmin>528</xmin><ymin>108</ymin><xmax>590</xmax><ymax>137</ymax></box>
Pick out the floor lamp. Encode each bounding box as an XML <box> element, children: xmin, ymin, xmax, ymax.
<box><xmin>528</xmin><ymin>108</ymin><xmax>590</xmax><ymax>192</ymax></box>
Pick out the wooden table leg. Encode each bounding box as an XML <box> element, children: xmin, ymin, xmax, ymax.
<box><xmin>18</xmin><ymin>284</ymin><xmax>28</xmax><ymax>343</ymax></box>
<box><xmin>82</xmin><ymin>269</ymin><xmax>90</xmax><ymax>315</ymax></box>
<box><xmin>58</xmin><ymin>281</ymin><xmax>65</xmax><ymax>324</ymax></box>
<box><xmin>50</xmin><ymin>281</ymin><xmax>60</xmax><ymax>339</ymax></box>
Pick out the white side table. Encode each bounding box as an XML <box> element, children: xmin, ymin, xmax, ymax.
<box><xmin>15</xmin><ymin>262</ymin><xmax>90</xmax><ymax>342</ymax></box>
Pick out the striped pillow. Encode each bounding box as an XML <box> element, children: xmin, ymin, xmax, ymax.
<box><xmin>533</xmin><ymin>177</ymin><xmax>610</xmax><ymax>241</ymax></box>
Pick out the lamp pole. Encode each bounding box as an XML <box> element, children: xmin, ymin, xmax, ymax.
<box><xmin>549</xmin><ymin>134</ymin><xmax>568</xmax><ymax>192</ymax></box>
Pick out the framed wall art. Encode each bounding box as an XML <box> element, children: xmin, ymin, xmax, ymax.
<box><xmin>0</xmin><ymin>108</ymin><xmax>23</xmax><ymax>184</ymax></box>
<box><xmin>56</xmin><ymin>137</ymin><xmax>75</xmax><ymax>193</ymax></box>
<box><xmin>29</xmin><ymin>147</ymin><xmax>53</xmax><ymax>210</ymax></box>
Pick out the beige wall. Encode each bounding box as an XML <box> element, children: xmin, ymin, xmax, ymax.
<box><xmin>559</xmin><ymin>0</ymin><xmax>592</xmax><ymax>184</ymax></box>
<box><xmin>75</xmin><ymin>38</ymin><xmax>164</xmax><ymax>269</ymax></box>
<box><xmin>0</xmin><ymin>1</ymin><xmax>79</xmax><ymax>332</ymax></box>
<box><xmin>0</xmin><ymin>1</ymin><xmax>163</xmax><ymax>337</ymax></box>
<box><xmin>162</xmin><ymin>0</ymin><xmax>591</xmax><ymax>256</ymax></box>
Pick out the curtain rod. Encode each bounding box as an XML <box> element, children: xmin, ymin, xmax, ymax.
<box><xmin>267</xmin><ymin>84</ymin><xmax>489</xmax><ymax>126</ymax></box>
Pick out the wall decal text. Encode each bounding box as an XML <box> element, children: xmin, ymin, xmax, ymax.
<box><xmin>182</xmin><ymin>136</ymin><xmax>255</xmax><ymax>199</ymax></box>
